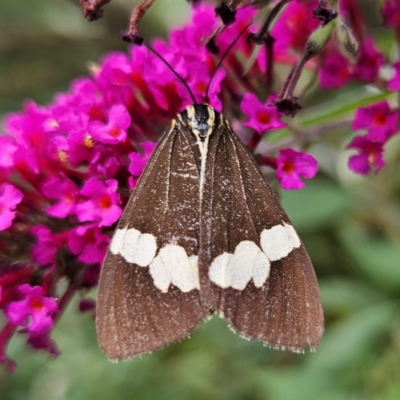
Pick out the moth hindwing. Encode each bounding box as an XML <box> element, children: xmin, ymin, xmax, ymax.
<box><xmin>96</xmin><ymin>104</ymin><xmax>324</xmax><ymax>361</ymax></box>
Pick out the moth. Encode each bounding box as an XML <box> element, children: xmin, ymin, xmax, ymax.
<box><xmin>96</xmin><ymin>40</ymin><xmax>324</xmax><ymax>362</ymax></box>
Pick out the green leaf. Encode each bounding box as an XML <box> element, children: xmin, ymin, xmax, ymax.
<box><xmin>281</xmin><ymin>179</ymin><xmax>350</xmax><ymax>232</ymax></box>
<box><xmin>309</xmin><ymin>302</ymin><xmax>397</xmax><ymax>371</ymax></box>
<box><xmin>300</xmin><ymin>87</ymin><xmax>394</xmax><ymax>127</ymax></box>
<box><xmin>339</xmin><ymin>223</ymin><xmax>400</xmax><ymax>292</ymax></box>
<box><xmin>319</xmin><ymin>278</ymin><xmax>385</xmax><ymax>313</ymax></box>
<box><xmin>254</xmin><ymin>367</ymin><xmax>347</xmax><ymax>400</ymax></box>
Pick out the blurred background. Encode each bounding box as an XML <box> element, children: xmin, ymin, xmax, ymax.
<box><xmin>1</xmin><ymin>0</ymin><xmax>400</xmax><ymax>399</ymax></box>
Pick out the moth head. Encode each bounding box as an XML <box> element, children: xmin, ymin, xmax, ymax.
<box><xmin>186</xmin><ymin>105</ymin><xmax>215</xmax><ymax>140</ymax></box>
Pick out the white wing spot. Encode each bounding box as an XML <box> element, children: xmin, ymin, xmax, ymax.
<box><xmin>148</xmin><ymin>250</ymin><xmax>171</xmax><ymax>293</ymax></box>
<box><xmin>252</xmin><ymin>249</ymin><xmax>271</xmax><ymax>288</ymax></box>
<box><xmin>149</xmin><ymin>244</ymin><xmax>199</xmax><ymax>293</ymax></box>
<box><xmin>230</xmin><ymin>241</ymin><xmax>261</xmax><ymax>290</ymax></box>
<box><xmin>260</xmin><ymin>222</ymin><xmax>300</xmax><ymax>262</ymax></box>
<box><xmin>111</xmin><ymin>227</ymin><xmax>157</xmax><ymax>267</ymax></box>
<box><xmin>209</xmin><ymin>241</ymin><xmax>270</xmax><ymax>290</ymax></box>
<box><xmin>109</xmin><ymin>227</ymin><xmax>127</xmax><ymax>254</ymax></box>
<box><xmin>209</xmin><ymin>252</ymin><xmax>232</xmax><ymax>289</ymax></box>
<box><xmin>284</xmin><ymin>222</ymin><xmax>301</xmax><ymax>248</ymax></box>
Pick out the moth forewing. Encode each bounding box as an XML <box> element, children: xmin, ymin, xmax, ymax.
<box><xmin>96</xmin><ymin>117</ymin><xmax>209</xmax><ymax>361</ymax></box>
<box><xmin>197</xmin><ymin>109</ymin><xmax>324</xmax><ymax>351</ymax></box>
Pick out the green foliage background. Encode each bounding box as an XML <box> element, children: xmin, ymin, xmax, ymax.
<box><xmin>1</xmin><ymin>1</ymin><xmax>400</xmax><ymax>399</ymax></box>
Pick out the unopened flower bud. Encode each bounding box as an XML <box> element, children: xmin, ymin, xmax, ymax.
<box><xmin>305</xmin><ymin>20</ymin><xmax>336</xmax><ymax>59</ymax></box>
<box><xmin>337</xmin><ymin>23</ymin><xmax>358</xmax><ymax>57</ymax></box>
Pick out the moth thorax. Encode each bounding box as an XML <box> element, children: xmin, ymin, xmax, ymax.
<box><xmin>186</xmin><ymin>104</ymin><xmax>216</xmax><ymax>141</ymax></box>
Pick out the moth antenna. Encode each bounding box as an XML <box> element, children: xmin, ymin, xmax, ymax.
<box><xmin>205</xmin><ymin>21</ymin><xmax>253</xmax><ymax>104</ymax></box>
<box><xmin>144</xmin><ymin>43</ymin><xmax>197</xmax><ymax>105</ymax></box>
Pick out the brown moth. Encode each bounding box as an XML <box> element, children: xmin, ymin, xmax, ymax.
<box><xmin>96</xmin><ymin>103</ymin><xmax>324</xmax><ymax>361</ymax></box>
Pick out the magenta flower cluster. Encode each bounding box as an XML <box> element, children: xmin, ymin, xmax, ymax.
<box><xmin>348</xmin><ymin>101</ymin><xmax>399</xmax><ymax>174</ymax></box>
<box><xmin>317</xmin><ymin>0</ymin><xmax>400</xmax><ymax>175</ymax></box>
<box><xmin>318</xmin><ymin>38</ymin><xmax>384</xmax><ymax>89</ymax></box>
<box><xmin>0</xmin><ymin>2</ymin><xmax>318</xmax><ymax>369</ymax></box>
<box><xmin>381</xmin><ymin>0</ymin><xmax>400</xmax><ymax>28</ymax></box>
<box><xmin>0</xmin><ymin>0</ymin><xmax>399</xmax><ymax>369</ymax></box>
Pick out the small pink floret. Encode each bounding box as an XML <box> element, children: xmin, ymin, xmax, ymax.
<box><xmin>0</xmin><ymin>184</ymin><xmax>23</xmax><ymax>231</ymax></box>
<box><xmin>241</xmin><ymin>94</ymin><xmax>287</xmax><ymax>134</ymax></box>
<box><xmin>6</xmin><ymin>284</ymin><xmax>58</xmax><ymax>335</ymax></box>
<box><xmin>276</xmin><ymin>148</ymin><xmax>318</xmax><ymax>190</ymax></box>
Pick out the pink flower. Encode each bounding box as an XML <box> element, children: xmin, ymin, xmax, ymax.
<box><xmin>5</xmin><ymin>284</ymin><xmax>58</xmax><ymax>334</ymax></box>
<box><xmin>129</xmin><ymin>142</ymin><xmax>157</xmax><ymax>176</ymax></box>
<box><xmin>0</xmin><ymin>184</ymin><xmax>23</xmax><ymax>231</ymax></box>
<box><xmin>353</xmin><ymin>38</ymin><xmax>384</xmax><ymax>82</ymax></box>
<box><xmin>150</xmin><ymin>6</ymin><xmax>217</xmax><ymax>109</ymax></box>
<box><xmin>186</xmin><ymin>61</ymin><xmax>225</xmax><ymax>110</ymax></box>
<box><xmin>94</xmin><ymin>53</ymin><xmax>142</xmax><ymax>108</ymax></box>
<box><xmin>54</xmin><ymin>77</ymin><xmax>101</xmax><ymax>120</ymax></box>
<box><xmin>89</xmin><ymin>104</ymin><xmax>131</xmax><ymax>144</ymax></box>
<box><xmin>276</xmin><ymin>149</ymin><xmax>318</xmax><ymax>190</ymax></box>
<box><xmin>352</xmin><ymin>102</ymin><xmax>399</xmax><ymax>142</ymax></box>
<box><xmin>67</xmin><ymin>127</ymin><xmax>95</xmax><ymax>167</ymax></box>
<box><xmin>31</xmin><ymin>225</ymin><xmax>62</xmax><ymax>266</ymax></box>
<box><xmin>381</xmin><ymin>0</ymin><xmax>400</xmax><ymax>27</ymax></box>
<box><xmin>4</xmin><ymin>102</ymin><xmax>55</xmax><ymax>175</ymax></box>
<box><xmin>88</xmin><ymin>146</ymin><xmax>122</xmax><ymax>179</ymax></box>
<box><xmin>95</xmin><ymin>53</ymin><xmax>133</xmax><ymax>89</ymax></box>
<box><xmin>68</xmin><ymin>225</ymin><xmax>110</xmax><ymax>264</ymax></box>
<box><xmin>167</xmin><ymin>5</ymin><xmax>216</xmax><ymax>72</ymax></box>
<box><xmin>347</xmin><ymin>136</ymin><xmax>385</xmax><ymax>175</ymax></box>
<box><xmin>217</xmin><ymin>6</ymin><xmax>258</xmax><ymax>56</ymax></box>
<box><xmin>0</xmin><ymin>137</ymin><xmax>17</xmax><ymax>169</ymax></box>
<box><xmin>42</xmin><ymin>176</ymin><xmax>79</xmax><ymax>218</ymax></box>
<box><xmin>272</xmin><ymin>0</ymin><xmax>319</xmax><ymax>54</ymax></box>
<box><xmin>5</xmin><ymin>101</ymin><xmax>53</xmax><ymax>142</ymax></box>
<box><xmin>241</xmin><ymin>94</ymin><xmax>287</xmax><ymax>134</ymax></box>
<box><xmin>318</xmin><ymin>52</ymin><xmax>351</xmax><ymax>90</ymax></box>
<box><xmin>46</xmin><ymin>135</ymin><xmax>69</xmax><ymax>165</ymax></box>
<box><xmin>388</xmin><ymin>60</ymin><xmax>400</xmax><ymax>91</ymax></box>
<box><xmin>75</xmin><ymin>178</ymin><xmax>122</xmax><ymax>227</ymax></box>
